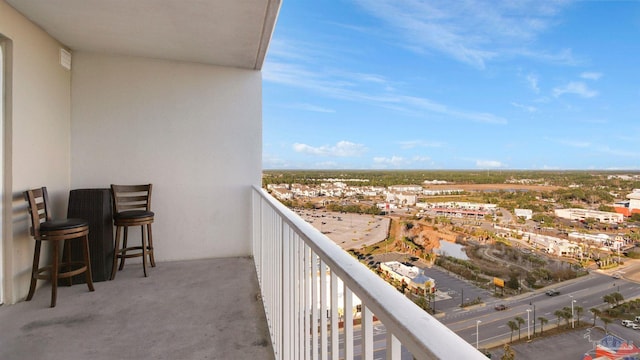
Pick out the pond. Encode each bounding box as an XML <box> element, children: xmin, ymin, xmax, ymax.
<box><xmin>434</xmin><ymin>240</ymin><xmax>469</xmax><ymax>260</ymax></box>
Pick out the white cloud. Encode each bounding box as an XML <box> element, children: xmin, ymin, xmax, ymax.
<box><xmin>526</xmin><ymin>74</ymin><xmax>540</xmax><ymax>93</ymax></box>
<box><xmin>353</xmin><ymin>0</ymin><xmax>573</xmax><ymax>69</ymax></box>
<box><xmin>292</xmin><ymin>141</ymin><xmax>367</xmax><ymax>157</ymax></box>
<box><xmin>476</xmin><ymin>160</ymin><xmax>505</xmax><ymax>168</ymax></box>
<box><xmin>265</xmin><ymin>61</ymin><xmax>507</xmax><ymax>124</ymax></box>
<box><xmin>553</xmin><ymin>81</ymin><xmax>598</xmax><ymax>98</ymax></box>
<box><xmin>581</xmin><ymin>72</ymin><xmax>603</xmax><ymax>80</ymax></box>
<box><xmin>511</xmin><ymin>102</ymin><xmax>538</xmax><ymax>113</ymax></box>
<box><xmin>287</xmin><ymin>103</ymin><xmax>336</xmax><ymax>113</ymax></box>
<box><xmin>545</xmin><ymin>137</ymin><xmax>591</xmax><ymax>148</ymax></box>
<box><xmin>373</xmin><ymin>156</ymin><xmax>406</xmax><ymax>166</ymax></box>
<box><xmin>398</xmin><ymin>140</ymin><xmax>443</xmax><ymax>149</ymax></box>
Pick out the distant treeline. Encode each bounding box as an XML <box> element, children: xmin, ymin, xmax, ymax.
<box><xmin>263</xmin><ymin>169</ymin><xmax>640</xmax><ymax>189</ymax></box>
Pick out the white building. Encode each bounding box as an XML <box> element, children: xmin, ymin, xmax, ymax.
<box><xmin>386</xmin><ymin>191</ymin><xmax>418</xmax><ymax>206</ymax></box>
<box><xmin>514</xmin><ymin>209</ymin><xmax>533</xmax><ymax>220</ymax></box>
<box><xmin>388</xmin><ymin>185</ymin><xmax>423</xmax><ymax>193</ymax></box>
<box><xmin>380</xmin><ymin>261</ymin><xmax>435</xmax><ymax>293</ymax></box>
<box><xmin>554</xmin><ymin>208</ymin><xmax>624</xmax><ymax>224</ymax></box>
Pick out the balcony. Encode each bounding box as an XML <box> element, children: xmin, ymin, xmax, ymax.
<box><xmin>0</xmin><ymin>256</ymin><xmax>274</xmax><ymax>360</ymax></box>
<box><xmin>0</xmin><ymin>187</ymin><xmax>486</xmax><ymax>359</ymax></box>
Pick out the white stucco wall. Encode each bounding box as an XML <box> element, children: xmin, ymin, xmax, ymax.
<box><xmin>70</xmin><ymin>52</ymin><xmax>262</xmax><ymax>261</ymax></box>
<box><xmin>1</xmin><ymin>0</ymin><xmax>72</xmax><ymax>303</ymax></box>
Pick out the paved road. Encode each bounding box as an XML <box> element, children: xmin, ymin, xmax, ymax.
<box><xmin>442</xmin><ymin>271</ymin><xmax>640</xmax><ymax>352</ymax></box>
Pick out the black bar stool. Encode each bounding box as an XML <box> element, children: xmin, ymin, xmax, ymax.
<box><xmin>110</xmin><ymin>184</ymin><xmax>155</xmax><ymax>279</ymax></box>
<box><xmin>24</xmin><ymin>187</ymin><xmax>95</xmax><ymax>307</ymax></box>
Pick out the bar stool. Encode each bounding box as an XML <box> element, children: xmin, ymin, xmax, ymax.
<box><xmin>110</xmin><ymin>184</ymin><xmax>155</xmax><ymax>279</ymax></box>
<box><xmin>24</xmin><ymin>187</ymin><xmax>95</xmax><ymax>307</ymax></box>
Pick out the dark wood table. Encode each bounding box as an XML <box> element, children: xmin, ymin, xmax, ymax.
<box><xmin>67</xmin><ymin>188</ymin><xmax>114</xmax><ymax>282</ymax></box>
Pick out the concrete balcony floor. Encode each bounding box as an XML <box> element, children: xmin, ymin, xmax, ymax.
<box><xmin>0</xmin><ymin>257</ymin><xmax>274</xmax><ymax>360</ymax></box>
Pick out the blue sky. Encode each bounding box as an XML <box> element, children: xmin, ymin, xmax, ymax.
<box><xmin>262</xmin><ymin>1</ymin><xmax>640</xmax><ymax>170</ymax></box>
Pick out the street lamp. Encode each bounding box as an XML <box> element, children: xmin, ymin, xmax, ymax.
<box><xmin>526</xmin><ymin>309</ymin><xmax>531</xmax><ymax>339</ymax></box>
<box><xmin>570</xmin><ymin>295</ymin><xmax>577</xmax><ymax>328</ymax></box>
<box><xmin>476</xmin><ymin>320</ymin><xmax>481</xmax><ymax>349</ymax></box>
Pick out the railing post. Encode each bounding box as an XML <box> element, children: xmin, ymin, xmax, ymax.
<box><xmin>282</xmin><ymin>224</ymin><xmax>291</xmax><ymax>360</ymax></box>
<box><xmin>319</xmin><ymin>261</ymin><xmax>328</xmax><ymax>360</ymax></box>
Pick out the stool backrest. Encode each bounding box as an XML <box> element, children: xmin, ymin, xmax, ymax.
<box><xmin>111</xmin><ymin>184</ymin><xmax>153</xmax><ymax>214</ymax></box>
<box><xmin>24</xmin><ymin>187</ymin><xmax>52</xmax><ymax>237</ymax></box>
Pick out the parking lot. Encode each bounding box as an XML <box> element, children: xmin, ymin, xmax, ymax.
<box><xmin>294</xmin><ymin>209</ymin><xmax>390</xmax><ymax>250</ymax></box>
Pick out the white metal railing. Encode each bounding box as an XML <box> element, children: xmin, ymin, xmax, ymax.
<box><xmin>252</xmin><ymin>186</ymin><xmax>485</xmax><ymax>359</ymax></box>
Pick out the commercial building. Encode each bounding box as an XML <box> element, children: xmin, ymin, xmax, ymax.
<box><xmin>380</xmin><ymin>261</ymin><xmax>435</xmax><ymax>293</ymax></box>
<box><xmin>554</xmin><ymin>208</ymin><xmax>624</xmax><ymax>224</ymax></box>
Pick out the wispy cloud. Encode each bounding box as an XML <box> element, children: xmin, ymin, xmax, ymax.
<box><xmin>596</xmin><ymin>146</ymin><xmax>640</xmax><ymax>158</ymax></box>
<box><xmin>581</xmin><ymin>72</ymin><xmax>603</xmax><ymax>80</ymax></box>
<box><xmin>286</xmin><ymin>103</ymin><xmax>336</xmax><ymax>113</ymax></box>
<box><xmin>353</xmin><ymin>0</ymin><xmax>574</xmax><ymax>69</ymax></box>
<box><xmin>546</xmin><ymin>137</ymin><xmax>591</xmax><ymax>148</ymax></box>
<box><xmin>511</xmin><ymin>102</ymin><xmax>538</xmax><ymax>113</ymax></box>
<box><xmin>476</xmin><ymin>160</ymin><xmax>506</xmax><ymax>168</ymax></box>
<box><xmin>373</xmin><ymin>156</ymin><xmax>407</xmax><ymax>167</ymax></box>
<box><xmin>398</xmin><ymin>140</ymin><xmax>443</xmax><ymax>149</ymax></box>
<box><xmin>293</xmin><ymin>141</ymin><xmax>367</xmax><ymax>157</ymax></box>
<box><xmin>526</xmin><ymin>74</ymin><xmax>540</xmax><ymax>93</ymax></box>
<box><xmin>553</xmin><ymin>81</ymin><xmax>598</xmax><ymax>98</ymax></box>
<box><xmin>264</xmin><ymin>60</ymin><xmax>508</xmax><ymax>124</ymax></box>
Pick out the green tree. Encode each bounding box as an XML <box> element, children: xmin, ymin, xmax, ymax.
<box><xmin>507</xmin><ymin>320</ymin><xmax>518</xmax><ymax>343</ymax></box>
<box><xmin>575</xmin><ymin>306</ymin><xmax>584</xmax><ymax>326</ymax></box>
<box><xmin>506</xmin><ymin>272</ymin><xmax>520</xmax><ymax>290</ymax></box>
<box><xmin>538</xmin><ymin>316</ymin><xmax>548</xmax><ymax>335</ymax></box>
<box><xmin>554</xmin><ymin>310</ymin><xmax>564</xmax><ymax>327</ymax></box>
<box><xmin>561</xmin><ymin>307</ymin><xmax>573</xmax><ymax>328</ymax></box>
<box><xmin>612</xmin><ymin>292</ymin><xmax>624</xmax><ymax>306</ymax></box>
<box><xmin>515</xmin><ymin>316</ymin><xmax>525</xmax><ymax>340</ymax></box>
<box><xmin>601</xmin><ymin>317</ymin><xmax>612</xmax><ymax>333</ymax></box>
<box><xmin>604</xmin><ymin>294</ymin><xmax>615</xmax><ymax>307</ymax></box>
<box><xmin>590</xmin><ymin>308</ymin><xmax>601</xmax><ymax>326</ymax></box>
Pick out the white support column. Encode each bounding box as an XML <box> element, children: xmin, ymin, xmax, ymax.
<box><xmin>311</xmin><ymin>251</ymin><xmax>319</xmax><ymax>360</ymax></box>
<box><xmin>304</xmin><ymin>244</ymin><xmax>311</xmax><ymax>360</ymax></box>
<box><xmin>281</xmin><ymin>225</ymin><xmax>292</xmax><ymax>360</ymax></box>
<box><xmin>320</xmin><ymin>261</ymin><xmax>328</xmax><ymax>360</ymax></box>
<box><xmin>344</xmin><ymin>287</ymin><xmax>354</xmax><ymax>360</ymax></box>
<box><xmin>386</xmin><ymin>333</ymin><xmax>400</xmax><ymax>360</ymax></box>
<box><xmin>362</xmin><ymin>305</ymin><xmax>374</xmax><ymax>360</ymax></box>
<box><xmin>330</xmin><ymin>272</ymin><xmax>339</xmax><ymax>360</ymax></box>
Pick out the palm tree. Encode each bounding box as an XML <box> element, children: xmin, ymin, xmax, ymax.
<box><xmin>604</xmin><ymin>294</ymin><xmax>615</xmax><ymax>307</ymax></box>
<box><xmin>575</xmin><ymin>306</ymin><xmax>584</xmax><ymax>326</ymax></box>
<box><xmin>554</xmin><ymin>310</ymin><xmax>564</xmax><ymax>327</ymax></box>
<box><xmin>613</xmin><ymin>292</ymin><xmax>624</xmax><ymax>306</ymax></box>
<box><xmin>538</xmin><ymin>316</ymin><xmax>548</xmax><ymax>334</ymax></box>
<box><xmin>601</xmin><ymin>317</ymin><xmax>613</xmax><ymax>333</ymax></box>
<box><xmin>562</xmin><ymin>307</ymin><xmax>573</xmax><ymax>328</ymax></box>
<box><xmin>507</xmin><ymin>320</ymin><xmax>518</xmax><ymax>343</ymax></box>
<box><xmin>515</xmin><ymin>316</ymin><xmax>525</xmax><ymax>340</ymax></box>
<box><xmin>590</xmin><ymin>308</ymin><xmax>601</xmax><ymax>326</ymax></box>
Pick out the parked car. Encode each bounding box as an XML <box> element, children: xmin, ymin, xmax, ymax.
<box><xmin>622</xmin><ymin>320</ymin><xmax>635</xmax><ymax>327</ymax></box>
<box><xmin>495</xmin><ymin>304</ymin><xmax>507</xmax><ymax>311</ymax></box>
<box><xmin>612</xmin><ymin>273</ymin><xmax>622</xmax><ymax>279</ymax></box>
<box><xmin>545</xmin><ymin>289</ymin><xmax>560</xmax><ymax>296</ymax></box>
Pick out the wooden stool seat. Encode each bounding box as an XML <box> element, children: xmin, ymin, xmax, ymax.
<box><xmin>24</xmin><ymin>187</ymin><xmax>95</xmax><ymax>307</ymax></box>
<box><xmin>110</xmin><ymin>184</ymin><xmax>155</xmax><ymax>279</ymax></box>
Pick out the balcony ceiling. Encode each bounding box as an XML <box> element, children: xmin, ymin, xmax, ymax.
<box><xmin>7</xmin><ymin>0</ymin><xmax>281</xmax><ymax>70</ymax></box>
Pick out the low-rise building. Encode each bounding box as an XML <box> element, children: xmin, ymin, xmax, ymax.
<box><xmin>380</xmin><ymin>261</ymin><xmax>435</xmax><ymax>293</ymax></box>
<box><xmin>514</xmin><ymin>208</ymin><xmax>533</xmax><ymax>220</ymax></box>
<box><xmin>554</xmin><ymin>208</ymin><xmax>623</xmax><ymax>224</ymax></box>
